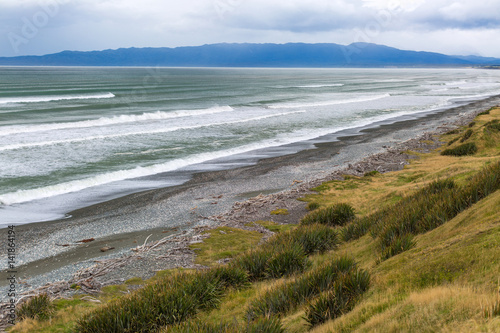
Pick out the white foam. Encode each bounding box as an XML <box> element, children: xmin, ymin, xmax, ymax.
<box><xmin>0</xmin><ymin>106</ymin><xmax>234</xmax><ymax>136</ymax></box>
<box><xmin>273</xmin><ymin>84</ymin><xmax>344</xmax><ymax>89</ymax></box>
<box><xmin>0</xmin><ymin>93</ymin><xmax>115</xmax><ymax>105</ymax></box>
<box><xmin>445</xmin><ymin>80</ymin><xmax>468</xmax><ymax>86</ymax></box>
<box><xmin>269</xmin><ymin>93</ymin><xmax>390</xmax><ymax>109</ymax></box>
<box><xmin>295</xmin><ymin>84</ymin><xmax>345</xmax><ymax>88</ymax></box>
<box><xmin>0</xmin><ymin>128</ymin><xmax>311</xmax><ymax>206</ymax></box>
<box><xmin>0</xmin><ymin>110</ymin><xmax>306</xmax><ymax>151</ymax></box>
<box><xmin>0</xmin><ymin>97</ymin><xmax>480</xmax><ymax>207</ymax></box>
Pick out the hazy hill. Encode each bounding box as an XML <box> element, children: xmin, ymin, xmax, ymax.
<box><xmin>1</xmin><ymin>43</ymin><xmax>499</xmax><ymax>67</ymax></box>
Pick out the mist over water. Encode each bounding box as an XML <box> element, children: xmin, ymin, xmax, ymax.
<box><xmin>1</xmin><ymin>67</ymin><xmax>500</xmax><ymax>225</ymax></box>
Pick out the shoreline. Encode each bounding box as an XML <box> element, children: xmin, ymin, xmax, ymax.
<box><xmin>1</xmin><ymin>95</ymin><xmax>499</xmax><ymax>298</ymax></box>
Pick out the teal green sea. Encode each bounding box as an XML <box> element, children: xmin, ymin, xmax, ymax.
<box><xmin>1</xmin><ymin>67</ymin><xmax>499</xmax><ymax>224</ymax></box>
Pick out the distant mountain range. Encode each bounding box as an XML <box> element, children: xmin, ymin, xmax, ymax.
<box><xmin>0</xmin><ymin>43</ymin><xmax>499</xmax><ymax>67</ymax></box>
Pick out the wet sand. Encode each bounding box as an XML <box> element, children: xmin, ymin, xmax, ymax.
<box><xmin>1</xmin><ymin>95</ymin><xmax>499</xmax><ymax>294</ymax></box>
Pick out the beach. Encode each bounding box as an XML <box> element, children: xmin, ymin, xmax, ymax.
<box><xmin>1</xmin><ymin>93</ymin><xmax>499</xmax><ymax>301</ymax></box>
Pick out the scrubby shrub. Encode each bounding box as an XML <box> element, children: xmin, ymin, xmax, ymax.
<box><xmin>441</xmin><ymin>142</ymin><xmax>478</xmax><ymax>156</ymax></box>
<box><xmin>445</xmin><ymin>129</ymin><xmax>460</xmax><ymax>135</ymax></box>
<box><xmin>460</xmin><ymin>129</ymin><xmax>473</xmax><ymax>142</ymax></box>
<box><xmin>301</xmin><ymin>203</ymin><xmax>355</xmax><ymax>227</ymax></box>
<box><xmin>468</xmin><ymin>121</ymin><xmax>476</xmax><ymax>128</ymax></box>
<box><xmin>17</xmin><ymin>294</ymin><xmax>55</xmax><ymax>321</ymax></box>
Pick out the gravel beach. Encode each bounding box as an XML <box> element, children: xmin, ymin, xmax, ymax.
<box><xmin>1</xmin><ymin>95</ymin><xmax>499</xmax><ymax>306</ymax></box>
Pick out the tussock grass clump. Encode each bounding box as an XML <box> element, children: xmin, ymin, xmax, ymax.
<box><xmin>233</xmin><ymin>224</ymin><xmax>338</xmax><ymax>280</ymax></box>
<box><xmin>447</xmin><ymin>137</ymin><xmax>460</xmax><ymax>146</ymax></box>
<box><xmin>233</xmin><ymin>249</ymin><xmax>274</xmax><ymax>281</ymax></box>
<box><xmin>248</xmin><ymin>317</ymin><xmax>285</xmax><ymax>333</ymax></box>
<box><xmin>445</xmin><ymin>129</ymin><xmax>460</xmax><ymax>135</ymax></box>
<box><xmin>380</xmin><ymin>234</ymin><xmax>416</xmax><ymax>260</ymax></box>
<box><xmin>17</xmin><ymin>294</ymin><xmax>55</xmax><ymax>321</ymax></box>
<box><xmin>265</xmin><ymin>244</ymin><xmax>308</xmax><ymax>279</ymax></box>
<box><xmin>427</xmin><ymin>178</ymin><xmax>456</xmax><ymax>193</ymax></box>
<box><xmin>208</xmin><ymin>265</ymin><xmax>250</xmax><ymax>289</ymax></box>
<box><xmin>485</xmin><ymin>119</ymin><xmax>500</xmax><ymax>132</ymax></box>
<box><xmin>364</xmin><ymin>170</ymin><xmax>380</xmax><ymax>177</ymax></box>
<box><xmin>373</xmin><ymin>161</ymin><xmax>500</xmax><ymax>260</ymax></box>
<box><xmin>460</xmin><ymin>129</ymin><xmax>474</xmax><ymax>142</ymax></box>
<box><xmin>342</xmin><ymin>179</ymin><xmax>455</xmax><ymax>244</ymax></box>
<box><xmin>246</xmin><ymin>256</ymin><xmax>360</xmax><ymax>320</ymax></box>
<box><xmin>484</xmin><ymin>299</ymin><xmax>500</xmax><ymax>318</ymax></box>
<box><xmin>301</xmin><ymin>203</ymin><xmax>355</xmax><ymax>227</ymax></box>
<box><xmin>168</xmin><ymin>317</ymin><xmax>285</xmax><ymax>333</ymax></box>
<box><xmin>341</xmin><ymin>217</ymin><xmax>374</xmax><ymax>242</ymax></box>
<box><xmin>441</xmin><ymin>142</ymin><xmax>478</xmax><ymax>156</ymax></box>
<box><xmin>169</xmin><ymin>321</ymin><xmax>237</xmax><ymax>333</ymax></box>
<box><xmin>306</xmin><ymin>202</ymin><xmax>320</xmax><ymax>211</ymax></box>
<box><xmin>76</xmin><ymin>266</ymin><xmax>250</xmax><ymax>333</ymax></box>
<box><xmin>268</xmin><ymin>224</ymin><xmax>340</xmax><ymax>255</ymax></box>
<box><xmin>305</xmin><ymin>269</ymin><xmax>371</xmax><ymax>327</ymax></box>
<box><xmin>478</xmin><ymin>107</ymin><xmax>493</xmax><ymax>116</ymax></box>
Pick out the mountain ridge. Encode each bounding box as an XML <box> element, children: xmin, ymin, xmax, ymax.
<box><xmin>0</xmin><ymin>42</ymin><xmax>499</xmax><ymax>67</ymax></box>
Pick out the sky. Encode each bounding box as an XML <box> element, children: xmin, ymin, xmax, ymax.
<box><xmin>1</xmin><ymin>0</ymin><xmax>500</xmax><ymax>58</ymax></box>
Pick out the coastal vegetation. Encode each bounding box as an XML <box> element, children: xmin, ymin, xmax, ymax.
<box><xmin>9</xmin><ymin>107</ymin><xmax>500</xmax><ymax>332</ymax></box>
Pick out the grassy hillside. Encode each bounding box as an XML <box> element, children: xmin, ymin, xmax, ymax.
<box><xmin>9</xmin><ymin>107</ymin><xmax>500</xmax><ymax>332</ymax></box>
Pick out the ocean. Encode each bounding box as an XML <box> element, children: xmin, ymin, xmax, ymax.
<box><xmin>1</xmin><ymin>67</ymin><xmax>500</xmax><ymax>226</ymax></box>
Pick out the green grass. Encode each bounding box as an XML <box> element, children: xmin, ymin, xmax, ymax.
<box><xmin>271</xmin><ymin>208</ymin><xmax>289</xmax><ymax>215</ymax></box>
<box><xmin>190</xmin><ymin>227</ymin><xmax>264</xmax><ymax>266</ymax></box>
<box><xmin>246</xmin><ymin>220</ymin><xmax>297</xmax><ymax>233</ymax></box>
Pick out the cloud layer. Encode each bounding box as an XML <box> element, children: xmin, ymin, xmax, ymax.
<box><xmin>1</xmin><ymin>0</ymin><xmax>499</xmax><ymax>57</ymax></box>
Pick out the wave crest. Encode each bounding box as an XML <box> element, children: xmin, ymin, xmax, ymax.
<box><xmin>0</xmin><ymin>92</ymin><xmax>115</xmax><ymax>105</ymax></box>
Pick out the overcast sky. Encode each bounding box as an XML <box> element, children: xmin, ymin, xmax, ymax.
<box><xmin>1</xmin><ymin>0</ymin><xmax>499</xmax><ymax>58</ymax></box>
